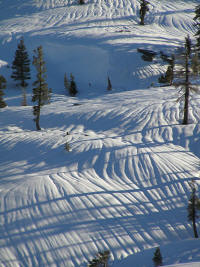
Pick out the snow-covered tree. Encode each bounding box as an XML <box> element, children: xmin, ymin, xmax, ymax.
<box><xmin>139</xmin><ymin>0</ymin><xmax>149</xmax><ymax>25</ymax></box>
<box><xmin>11</xmin><ymin>38</ymin><xmax>30</xmax><ymax>87</ymax></box>
<box><xmin>32</xmin><ymin>46</ymin><xmax>51</xmax><ymax>130</ymax></box>
<box><xmin>0</xmin><ymin>75</ymin><xmax>7</xmax><ymax>108</ymax></box>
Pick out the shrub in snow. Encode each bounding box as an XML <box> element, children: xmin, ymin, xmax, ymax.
<box><xmin>88</xmin><ymin>250</ymin><xmax>110</xmax><ymax>267</ymax></box>
<box><xmin>158</xmin><ymin>66</ymin><xmax>173</xmax><ymax>85</ymax></box>
<box><xmin>158</xmin><ymin>54</ymin><xmax>174</xmax><ymax>86</ymax></box>
<box><xmin>152</xmin><ymin>247</ymin><xmax>163</xmax><ymax>267</ymax></box>
<box><xmin>137</xmin><ymin>48</ymin><xmax>156</xmax><ymax>62</ymax></box>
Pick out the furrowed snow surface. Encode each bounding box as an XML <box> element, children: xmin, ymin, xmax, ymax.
<box><xmin>1</xmin><ymin>0</ymin><xmax>200</xmax><ymax>266</ymax></box>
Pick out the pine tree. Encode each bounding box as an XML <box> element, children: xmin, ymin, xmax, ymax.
<box><xmin>194</xmin><ymin>4</ymin><xmax>200</xmax><ymax>50</ymax></box>
<box><xmin>178</xmin><ymin>36</ymin><xmax>191</xmax><ymax>125</ymax></box>
<box><xmin>174</xmin><ymin>35</ymin><xmax>199</xmax><ymax>125</ymax></box>
<box><xmin>188</xmin><ymin>181</ymin><xmax>199</xmax><ymax>238</ymax></box>
<box><xmin>152</xmin><ymin>247</ymin><xmax>163</xmax><ymax>267</ymax></box>
<box><xmin>69</xmin><ymin>73</ymin><xmax>78</xmax><ymax>97</ymax></box>
<box><xmin>107</xmin><ymin>76</ymin><xmax>112</xmax><ymax>91</ymax></box>
<box><xmin>32</xmin><ymin>46</ymin><xmax>51</xmax><ymax>130</ymax></box>
<box><xmin>0</xmin><ymin>75</ymin><xmax>7</xmax><ymax>108</ymax></box>
<box><xmin>139</xmin><ymin>0</ymin><xmax>149</xmax><ymax>25</ymax></box>
<box><xmin>11</xmin><ymin>38</ymin><xmax>30</xmax><ymax>87</ymax></box>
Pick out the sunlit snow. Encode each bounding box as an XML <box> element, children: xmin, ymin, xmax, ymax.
<box><xmin>0</xmin><ymin>0</ymin><xmax>200</xmax><ymax>266</ymax></box>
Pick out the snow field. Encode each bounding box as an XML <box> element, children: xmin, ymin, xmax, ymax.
<box><xmin>1</xmin><ymin>0</ymin><xmax>200</xmax><ymax>266</ymax></box>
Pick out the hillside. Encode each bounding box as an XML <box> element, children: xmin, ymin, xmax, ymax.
<box><xmin>1</xmin><ymin>0</ymin><xmax>200</xmax><ymax>266</ymax></box>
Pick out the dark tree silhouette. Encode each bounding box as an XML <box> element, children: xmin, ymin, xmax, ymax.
<box><xmin>152</xmin><ymin>247</ymin><xmax>163</xmax><ymax>267</ymax></box>
<box><xmin>11</xmin><ymin>38</ymin><xmax>30</xmax><ymax>87</ymax></box>
<box><xmin>174</xmin><ymin>35</ymin><xmax>200</xmax><ymax>125</ymax></box>
<box><xmin>139</xmin><ymin>0</ymin><xmax>149</xmax><ymax>25</ymax></box>
<box><xmin>188</xmin><ymin>181</ymin><xmax>199</xmax><ymax>238</ymax></box>
<box><xmin>0</xmin><ymin>75</ymin><xmax>7</xmax><ymax>108</ymax></box>
<box><xmin>79</xmin><ymin>0</ymin><xmax>85</xmax><ymax>4</ymax></box>
<box><xmin>69</xmin><ymin>73</ymin><xmax>78</xmax><ymax>96</ymax></box>
<box><xmin>107</xmin><ymin>76</ymin><xmax>112</xmax><ymax>91</ymax></box>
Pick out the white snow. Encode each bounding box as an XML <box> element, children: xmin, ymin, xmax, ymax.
<box><xmin>1</xmin><ymin>0</ymin><xmax>200</xmax><ymax>266</ymax></box>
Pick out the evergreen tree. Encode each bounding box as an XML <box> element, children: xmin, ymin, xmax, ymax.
<box><xmin>107</xmin><ymin>76</ymin><xmax>112</xmax><ymax>91</ymax></box>
<box><xmin>178</xmin><ymin>36</ymin><xmax>191</xmax><ymax>125</ymax></box>
<box><xmin>188</xmin><ymin>181</ymin><xmax>199</xmax><ymax>238</ymax></box>
<box><xmin>32</xmin><ymin>46</ymin><xmax>51</xmax><ymax>130</ymax></box>
<box><xmin>152</xmin><ymin>247</ymin><xmax>163</xmax><ymax>267</ymax></box>
<box><xmin>69</xmin><ymin>73</ymin><xmax>78</xmax><ymax>96</ymax></box>
<box><xmin>139</xmin><ymin>0</ymin><xmax>149</xmax><ymax>25</ymax></box>
<box><xmin>0</xmin><ymin>75</ymin><xmax>7</xmax><ymax>108</ymax></box>
<box><xmin>183</xmin><ymin>35</ymin><xmax>192</xmax><ymax>125</ymax></box>
<box><xmin>194</xmin><ymin>4</ymin><xmax>200</xmax><ymax>50</ymax></box>
<box><xmin>174</xmin><ymin>35</ymin><xmax>199</xmax><ymax>125</ymax></box>
<box><xmin>11</xmin><ymin>38</ymin><xmax>30</xmax><ymax>87</ymax></box>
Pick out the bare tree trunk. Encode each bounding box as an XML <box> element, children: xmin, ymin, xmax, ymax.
<box><xmin>192</xmin><ymin>217</ymin><xmax>198</xmax><ymax>238</ymax></box>
<box><xmin>35</xmin><ymin>111</ymin><xmax>41</xmax><ymax>130</ymax></box>
<box><xmin>192</xmin><ymin>193</ymin><xmax>199</xmax><ymax>238</ymax></box>
<box><xmin>21</xmin><ymin>87</ymin><xmax>27</xmax><ymax>106</ymax></box>
<box><xmin>140</xmin><ymin>13</ymin><xmax>145</xmax><ymax>25</ymax></box>
<box><xmin>34</xmin><ymin>104</ymin><xmax>41</xmax><ymax>130</ymax></box>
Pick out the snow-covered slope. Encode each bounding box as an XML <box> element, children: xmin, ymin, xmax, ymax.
<box><xmin>0</xmin><ymin>0</ymin><xmax>197</xmax><ymax>91</ymax></box>
<box><xmin>0</xmin><ymin>0</ymin><xmax>200</xmax><ymax>266</ymax></box>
